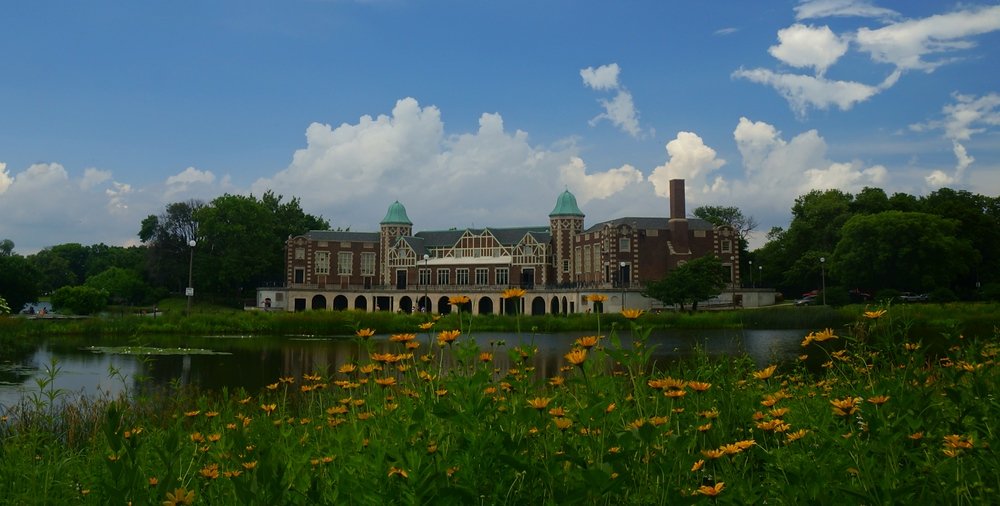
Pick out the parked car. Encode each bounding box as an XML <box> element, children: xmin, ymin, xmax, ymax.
<box><xmin>795</xmin><ymin>294</ymin><xmax>817</xmax><ymax>306</ymax></box>
<box><xmin>898</xmin><ymin>292</ymin><xmax>929</xmax><ymax>303</ymax></box>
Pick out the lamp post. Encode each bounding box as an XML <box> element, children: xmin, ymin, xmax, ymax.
<box><xmin>748</xmin><ymin>259</ymin><xmax>753</xmax><ymax>288</ymax></box>
<box><xmin>619</xmin><ymin>261</ymin><xmax>627</xmax><ymax>310</ymax></box>
<box><xmin>422</xmin><ymin>253</ymin><xmax>429</xmax><ymax>313</ymax></box>
<box><xmin>186</xmin><ymin>239</ymin><xmax>196</xmax><ymax>315</ymax></box>
<box><xmin>758</xmin><ymin>265</ymin><xmax>762</xmax><ymax>288</ymax></box>
<box><xmin>820</xmin><ymin>256</ymin><xmax>826</xmax><ymax>305</ymax></box>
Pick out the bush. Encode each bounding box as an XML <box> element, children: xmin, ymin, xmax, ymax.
<box><xmin>51</xmin><ymin>285</ymin><xmax>108</xmax><ymax>315</ymax></box>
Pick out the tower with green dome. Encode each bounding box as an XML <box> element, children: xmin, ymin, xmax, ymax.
<box><xmin>380</xmin><ymin>201</ymin><xmax>413</xmax><ymax>286</ymax></box>
<box><xmin>549</xmin><ymin>189</ymin><xmax>585</xmax><ymax>285</ymax></box>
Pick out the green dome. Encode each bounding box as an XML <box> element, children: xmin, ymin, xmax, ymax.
<box><xmin>380</xmin><ymin>201</ymin><xmax>412</xmax><ymax>225</ymax></box>
<box><xmin>549</xmin><ymin>190</ymin><xmax>584</xmax><ymax>217</ymax></box>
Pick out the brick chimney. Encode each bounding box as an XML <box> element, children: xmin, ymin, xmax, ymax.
<box><xmin>669</xmin><ymin>179</ymin><xmax>690</xmax><ymax>253</ymax></box>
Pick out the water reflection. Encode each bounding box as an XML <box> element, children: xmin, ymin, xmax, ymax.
<box><xmin>0</xmin><ymin>329</ymin><xmax>806</xmax><ymax>407</ymax></box>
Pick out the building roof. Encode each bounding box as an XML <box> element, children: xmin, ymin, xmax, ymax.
<box><xmin>302</xmin><ymin>230</ymin><xmax>381</xmax><ymax>242</ymax></box>
<box><xmin>583</xmin><ymin>216</ymin><xmax>716</xmax><ymax>233</ymax></box>
<box><xmin>549</xmin><ymin>190</ymin><xmax>585</xmax><ymax>218</ymax></box>
<box><xmin>380</xmin><ymin>201</ymin><xmax>413</xmax><ymax>225</ymax></box>
<box><xmin>415</xmin><ymin>226</ymin><xmax>551</xmax><ymax>248</ymax></box>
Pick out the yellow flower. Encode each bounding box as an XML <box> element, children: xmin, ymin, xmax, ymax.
<box><xmin>564</xmin><ymin>348</ymin><xmax>587</xmax><ymax>366</ymax></box>
<box><xmin>908</xmin><ymin>431</ymin><xmax>924</xmax><ymax>440</ymax></box>
<box><xmin>695</xmin><ymin>482</ymin><xmax>725</xmax><ymax>497</ymax></box>
<box><xmin>419</xmin><ymin>321</ymin><xmax>435</xmax><ymax>330</ymax></box>
<box><xmin>338</xmin><ymin>363</ymin><xmax>357</xmax><ymax>374</ymax></box>
<box><xmin>620</xmin><ymin>308</ymin><xmax>644</xmax><ymax>319</ymax></box>
<box><xmin>605</xmin><ymin>403</ymin><xmax>616</xmax><ymax>413</ymax></box>
<box><xmin>863</xmin><ymin>309</ymin><xmax>887</xmax><ymax>319</ymax></box>
<box><xmin>260</xmin><ymin>403</ymin><xmax>277</xmax><ymax>415</ymax></box>
<box><xmin>199</xmin><ymin>463</ymin><xmax>219</xmax><ymax>480</ymax></box>
<box><xmin>785</xmin><ymin>429</ymin><xmax>808</xmax><ymax>443</ymax></box>
<box><xmin>697</xmin><ymin>422</ymin><xmax>713</xmax><ymax>432</ymax></box>
<box><xmin>700</xmin><ymin>449</ymin><xmax>725</xmax><ymax>460</ymax></box>
<box><xmin>479</xmin><ymin>352</ymin><xmax>494</xmax><ymax>363</ymax></box>
<box><xmin>190</xmin><ymin>432</ymin><xmax>204</xmax><ymax>443</ymax></box>
<box><xmin>586</xmin><ymin>294</ymin><xmax>608</xmax><ymax>303</ymax></box>
<box><xmin>389</xmin><ymin>333</ymin><xmax>416</xmax><ymax>342</ymax></box>
<box><xmin>549</xmin><ymin>376</ymin><xmax>565</xmax><ymax>387</ymax></box>
<box><xmin>943</xmin><ymin>434</ymin><xmax>974</xmax><ymax>450</ymax></box>
<box><xmin>527</xmin><ymin>397</ymin><xmax>552</xmax><ymax>410</ymax></box>
<box><xmin>752</xmin><ymin>364</ymin><xmax>778</xmax><ymax>380</ymax></box>
<box><xmin>548</xmin><ymin>407</ymin><xmax>567</xmax><ymax>417</ymax></box>
<box><xmin>801</xmin><ymin>328</ymin><xmax>838</xmax><ymax>347</ymax></box>
<box><xmin>574</xmin><ymin>335</ymin><xmax>601</xmax><ymax>349</ymax></box>
<box><xmin>691</xmin><ymin>459</ymin><xmax>705</xmax><ymax>472</ymax></box>
<box><xmin>553</xmin><ymin>417</ymin><xmax>573</xmax><ymax>431</ymax></box>
<box><xmin>448</xmin><ymin>295</ymin><xmax>471</xmax><ymax>305</ymax></box>
<box><xmin>355</xmin><ymin>328</ymin><xmax>376</xmax><ymax>339</ymax></box>
<box><xmin>501</xmin><ymin>288</ymin><xmax>527</xmax><ymax>299</ymax></box>
<box><xmin>437</xmin><ymin>329</ymin><xmax>461</xmax><ymax>345</ymax></box>
<box><xmin>698</xmin><ymin>408</ymin><xmax>719</xmax><ymax>419</ymax></box>
<box><xmin>163</xmin><ymin>487</ymin><xmax>195</xmax><ymax>506</ymax></box>
<box><xmin>374</xmin><ymin>377</ymin><xmax>397</xmax><ymax>387</ymax></box>
<box><xmin>687</xmin><ymin>381</ymin><xmax>712</xmax><ymax>392</ymax></box>
<box><xmin>649</xmin><ymin>416</ymin><xmax>670</xmax><ymax>427</ymax></box>
<box><xmin>184</xmin><ymin>410</ymin><xmax>201</xmax><ymax>418</ymax></box>
<box><xmin>830</xmin><ymin>396</ymin><xmax>861</xmax><ymax>417</ymax></box>
<box><xmin>866</xmin><ymin>395</ymin><xmax>890</xmax><ymax>405</ymax></box>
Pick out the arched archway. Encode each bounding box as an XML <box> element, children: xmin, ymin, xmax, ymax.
<box><xmin>478</xmin><ymin>297</ymin><xmax>494</xmax><ymax>315</ymax></box>
<box><xmin>531</xmin><ymin>296</ymin><xmax>546</xmax><ymax>316</ymax></box>
<box><xmin>417</xmin><ymin>295</ymin><xmax>431</xmax><ymax>313</ymax></box>
<box><xmin>333</xmin><ymin>295</ymin><xmax>348</xmax><ymax>311</ymax></box>
<box><xmin>549</xmin><ymin>296</ymin><xmax>559</xmax><ymax>315</ymax></box>
<box><xmin>561</xmin><ymin>296</ymin><xmax>568</xmax><ymax>315</ymax></box>
<box><xmin>354</xmin><ymin>295</ymin><xmax>368</xmax><ymax>311</ymax></box>
<box><xmin>436</xmin><ymin>296</ymin><xmax>452</xmax><ymax>315</ymax></box>
<box><xmin>311</xmin><ymin>295</ymin><xmax>327</xmax><ymax>310</ymax></box>
<box><xmin>399</xmin><ymin>296</ymin><xmax>414</xmax><ymax>314</ymax></box>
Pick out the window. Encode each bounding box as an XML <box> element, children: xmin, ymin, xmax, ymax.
<box><xmin>456</xmin><ymin>268</ymin><xmax>469</xmax><ymax>285</ymax></box>
<box><xmin>360</xmin><ymin>252</ymin><xmax>376</xmax><ymax>276</ymax></box>
<box><xmin>721</xmin><ymin>239</ymin><xmax>732</xmax><ymax>253</ymax></box>
<box><xmin>338</xmin><ymin>252</ymin><xmax>353</xmax><ymax>275</ymax></box>
<box><xmin>496</xmin><ymin>267</ymin><xmax>509</xmax><ymax>286</ymax></box>
<box><xmin>275</xmin><ymin>293</ymin><xmax>284</xmax><ymax>302</ymax></box>
<box><xmin>437</xmin><ymin>269</ymin><xmax>450</xmax><ymax>285</ymax></box>
<box><xmin>294</xmin><ymin>248</ymin><xmax>305</xmax><ymax>260</ymax></box>
<box><xmin>584</xmin><ymin>245</ymin><xmax>591</xmax><ymax>273</ymax></box>
<box><xmin>419</xmin><ymin>268</ymin><xmax>431</xmax><ymax>285</ymax></box>
<box><xmin>294</xmin><ymin>268</ymin><xmax>304</xmax><ymax>284</ymax></box>
<box><xmin>315</xmin><ymin>251</ymin><xmax>330</xmax><ymax>275</ymax></box>
<box><xmin>475</xmin><ymin>268</ymin><xmax>489</xmax><ymax>285</ymax></box>
<box><xmin>574</xmin><ymin>247</ymin><xmax>582</xmax><ymax>274</ymax></box>
<box><xmin>619</xmin><ymin>237</ymin><xmax>631</xmax><ymax>252</ymax></box>
<box><xmin>562</xmin><ymin>259</ymin><xmax>570</xmax><ymax>273</ymax></box>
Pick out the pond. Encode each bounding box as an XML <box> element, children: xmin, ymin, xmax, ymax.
<box><xmin>0</xmin><ymin>329</ymin><xmax>807</xmax><ymax>408</ymax></box>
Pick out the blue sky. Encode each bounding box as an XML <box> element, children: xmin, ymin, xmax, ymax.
<box><xmin>2</xmin><ymin>0</ymin><xmax>999</xmax><ymax>254</ymax></box>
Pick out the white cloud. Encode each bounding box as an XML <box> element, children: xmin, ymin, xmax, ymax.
<box><xmin>0</xmin><ymin>162</ymin><xmax>11</xmax><ymax>194</ymax></box>
<box><xmin>714</xmin><ymin>27</ymin><xmax>739</xmax><ymax>36</ymax></box>
<box><xmin>165</xmin><ymin>166</ymin><xmax>217</xmax><ymax>198</ymax></box>
<box><xmin>732</xmin><ymin>67</ymin><xmax>889</xmax><ymax>116</ymax></box>
<box><xmin>80</xmin><ymin>167</ymin><xmax>112</xmax><ymax>190</ymax></box>
<box><xmin>911</xmin><ymin>92</ymin><xmax>1000</xmax><ymax>187</ymax></box>
<box><xmin>795</xmin><ymin>0</ymin><xmax>899</xmax><ymax>21</ymax></box>
<box><xmin>856</xmin><ymin>5</ymin><xmax>1000</xmax><ymax>71</ymax></box>
<box><xmin>768</xmin><ymin>24</ymin><xmax>848</xmax><ymax>75</ymax></box>
<box><xmin>580</xmin><ymin>63</ymin><xmax>620</xmax><ymax>91</ymax></box>
<box><xmin>581</xmin><ymin>63</ymin><xmax>644</xmax><ymax>138</ymax></box>
<box><xmin>648</xmin><ymin>132</ymin><xmax>726</xmax><ymax>198</ymax></box>
<box><xmin>558</xmin><ymin>157</ymin><xmax>644</xmax><ymax>204</ymax></box>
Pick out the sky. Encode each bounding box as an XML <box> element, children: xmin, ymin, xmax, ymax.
<box><xmin>2</xmin><ymin>0</ymin><xmax>999</xmax><ymax>255</ymax></box>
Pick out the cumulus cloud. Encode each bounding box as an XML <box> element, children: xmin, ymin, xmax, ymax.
<box><xmin>856</xmin><ymin>5</ymin><xmax>1000</xmax><ymax>72</ymax></box>
<box><xmin>648</xmin><ymin>132</ymin><xmax>726</xmax><ymax>198</ymax></box>
<box><xmin>0</xmin><ymin>162</ymin><xmax>11</xmax><ymax>194</ymax></box>
<box><xmin>580</xmin><ymin>63</ymin><xmax>644</xmax><ymax>138</ymax></box>
<box><xmin>911</xmin><ymin>92</ymin><xmax>1000</xmax><ymax>187</ymax></box>
<box><xmin>80</xmin><ymin>167</ymin><xmax>112</xmax><ymax>190</ymax></box>
<box><xmin>558</xmin><ymin>157</ymin><xmax>644</xmax><ymax>204</ymax></box>
<box><xmin>768</xmin><ymin>24</ymin><xmax>848</xmax><ymax>75</ymax></box>
<box><xmin>795</xmin><ymin>0</ymin><xmax>899</xmax><ymax>21</ymax></box>
<box><xmin>732</xmin><ymin>67</ymin><xmax>894</xmax><ymax>116</ymax></box>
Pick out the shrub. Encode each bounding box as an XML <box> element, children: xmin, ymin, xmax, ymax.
<box><xmin>51</xmin><ymin>285</ymin><xmax>108</xmax><ymax>315</ymax></box>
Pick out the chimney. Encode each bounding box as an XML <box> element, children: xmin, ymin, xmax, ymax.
<box><xmin>669</xmin><ymin>179</ymin><xmax>690</xmax><ymax>253</ymax></box>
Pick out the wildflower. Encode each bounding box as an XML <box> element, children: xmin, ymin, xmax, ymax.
<box><xmin>649</xmin><ymin>416</ymin><xmax>670</xmax><ymax>427</ymax></box>
<box><xmin>501</xmin><ymin>288</ymin><xmax>527</xmax><ymax>299</ymax></box>
<box><xmin>204</xmin><ymin>411</ymin><xmax>219</xmax><ymax>418</ymax></box>
<box><xmin>574</xmin><ymin>335</ymin><xmax>601</xmax><ymax>349</ymax></box>
<box><xmin>184</xmin><ymin>410</ymin><xmax>201</xmax><ymax>418</ymax></box>
<box><xmin>943</xmin><ymin>434</ymin><xmax>974</xmax><ymax>450</ymax></box>
<box><xmin>338</xmin><ymin>363</ymin><xmax>357</xmax><ymax>374</ymax></box>
<box><xmin>785</xmin><ymin>429</ymin><xmax>808</xmax><ymax>443</ymax></box>
<box><xmin>261</xmin><ymin>403</ymin><xmax>277</xmax><ymax>415</ymax></box>
<box><xmin>605</xmin><ymin>403</ymin><xmax>616</xmax><ymax>413</ymax></box>
<box><xmin>163</xmin><ymin>487</ymin><xmax>195</xmax><ymax>506</ymax></box>
<box><xmin>866</xmin><ymin>395</ymin><xmax>890</xmax><ymax>405</ymax></box>
<box><xmin>238</xmin><ymin>396</ymin><xmax>251</xmax><ymax>405</ymax></box>
<box><xmin>199</xmin><ymin>463</ymin><xmax>219</xmax><ymax>480</ymax></box>
<box><xmin>224</xmin><ymin>470</ymin><xmax>243</xmax><ymax>478</ymax></box>
<box><xmin>548</xmin><ymin>407</ymin><xmax>567</xmax><ymax>417</ymax></box>
<box><xmin>701</xmin><ymin>449</ymin><xmax>725</xmax><ymax>460</ymax></box>
<box><xmin>449</xmin><ymin>295</ymin><xmax>471</xmax><ymax>305</ymax></box>
<box><xmin>549</xmin><ymin>376</ymin><xmax>565</xmax><ymax>387</ymax></box>
<box><xmin>355</xmin><ymin>328</ymin><xmax>376</xmax><ymax>339</ymax></box>
<box><xmin>903</xmin><ymin>342</ymin><xmax>920</xmax><ymax>351</ymax></box>
<box><xmin>664</xmin><ymin>389</ymin><xmax>687</xmax><ymax>398</ymax></box>
<box><xmin>405</xmin><ymin>341</ymin><xmax>420</xmax><ymax>350</ymax></box>
<box><xmin>437</xmin><ymin>330</ymin><xmax>461</xmax><ymax>345</ymax></box>
<box><xmin>830</xmin><ymin>397</ymin><xmax>861</xmax><ymax>417</ymax></box>
<box><xmin>628</xmin><ymin>418</ymin><xmax>646</xmax><ymax>430</ymax></box>
<box><xmin>768</xmin><ymin>407</ymin><xmax>790</xmax><ymax>418</ymax></box>
<box><xmin>303</xmin><ymin>373</ymin><xmax>322</xmax><ymax>382</ymax></box>
<box><xmin>553</xmin><ymin>417</ymin><xmax>573</xmax><ymax>431</ymax></box>
<box><xmin>374</xmin><ymin>377</ymin><xmax>397</xmax><ymax>387</ymax></box>
<box><xmin>527</xmin><ymin>397</ymin><xmax>552</xmax><ymax>410</ymax></box>
<box><xmin>621</xmin><ymin>308</ymin><xmax>644</xmax><ymax>319</ymax></box>
<box><xmin>190</xmin><ymin>432</ymin><xmax>205</xmax><ymax>443</ymax></box>
<box><xmin>687</xmin><ymin>381</ymin><xmax>712</xmax><ymax>392</ymax></box>
<box><xmin>587</xmin><ymin>294</ymin><xmax>608</xmax><ymax>303</ymax></box>
<box><xmin>435</xmin><ymin>389</ymin><xmax>448</xmax><ymax>397</ymax></box>
<box><xmin>691</xmin><ymin>459</ymin><xmax>705</xmax><ymax>472</ymax></box>
<box><xmin>800</xmin><ymin>328</ymin><xmax>838</xmax><ymax>347</ymax></box>
<box><xmin>564</xmin><ymin>348</ymin><xmax>587</xmax><ymax>366</ymax></box>
<box><xmin>863</xmin><ymin>309</ymin><xmax>887</xmax><ymax>319</ymax></box>
<box><xmin>419</xmin><ymin>321</ymin><xmax>435</xmax><ymax>330</ymax></box>
<box><xmin>697</xmin><ymin>423</ymin><xmax>712</xmax><ymax>432</ymax></box>
<box><xmin>389</xmin><ymin>333</ymin><xmax>416</xmax><ymax>343</ymax></box>
<box><xmin>908</xmin><ymin>431</ymin><xmax>924</xmax><ymax>440</ymax></box>
<box><xmin>207</xmin><ymin>433</ymin><xmax>221</xmax><ymax>443</ymax></box>
<box><xmin>148</xmin><ymin>477</ymin><xmax>159</xmax><ymax>486</ymax></box>
<box><xmin>696</xmin><ymin>482</ymin><xmax>725</xmax><ymax>497</ymax></box>
<box><xmin>266</xmin><ymin>382</ymin><xmax>279</xmax><ymax>391</ymax></box>
<box><xmin>698</xmin><ymin>408</ymin><xmax>719</xmax><ymax>419</ymax></box>
<box><xmin>752</xmin><ymin>364</ymin><xmax>777</xmax><ymax>380</ymax></box>
<box><xmin>479</xmin><ymin>352</ymin><xmax>494</xmax><ymax>363</ymax></box>
<box><xmin>648</xmin><ymin>377</ymin><xmax>686</xmax><ymax>390</ymax></box>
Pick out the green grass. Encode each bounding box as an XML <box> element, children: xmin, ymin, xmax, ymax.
<box><xmin>0</xmin><ymin>303</ymin><xmax>996</xmax><ymax>504</ymax></box>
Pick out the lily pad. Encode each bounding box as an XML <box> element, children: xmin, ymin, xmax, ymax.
<box><xmin>82</xmin><ymin>346</ymin><xmax>231</xmax><ymax>356</ymax></box>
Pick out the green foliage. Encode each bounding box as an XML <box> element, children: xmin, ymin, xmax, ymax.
<box><xmin>641</xmin><ymin>255</ymin><xmax>726</xmax><ymax>311</ymax></box>
<box><xmin>0</xmin><ymin>295</ymin><xmax>9</xmax><ymax>315</ymax></box>
<box><xmin>86</xmin><ymin>267</ymin><xmax>151</xmax><ymax>305</ymax></box>
<box><xmin>0</xmin><ymin>253</ymin><xmax>40</xmax><ymax>312</ymax></box>
<box><xmin>51</xmin><ymin>285</ymin><xmax>108</xmax><ymax>315</ymax></box>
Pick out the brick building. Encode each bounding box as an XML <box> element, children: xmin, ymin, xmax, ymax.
<box><xmin>262</xmin><ymin>179</ymin><xmax>741</xmax><ymax>314</ymax></box>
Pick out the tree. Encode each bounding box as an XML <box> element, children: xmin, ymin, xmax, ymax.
<box><xmin>139</xmin><ymin>200</ymin><xmax>204</xmax><ymax>293</ymax></box>
<box><xmin>693</xmin><ymin>205</ymin><xmax>758</xmax><ymax>246</ymax></box>
<box><xmin>51</xmin><ymin>285</ymin><xmax>108</xmax><ymax>315</ymax></box>
<box><xmin>831</xmin><ymin>211</ymin><xmax>978</xmax><ymax>293</ymax></box>
<box><xmin>0</xmin><ymin>253</ymin><xmax>40</xmax><ymax>313</ymax></box>
<box><xmin>642</xmin><ymin>255</ymin><xmax>726</xmax><ymax>311</ymax></box>
<box><xmin>28</xmin><ymin>247</ymin><xmax>77</xmax><ymax>293</ymax></box>
<box><xmin>0</xmin><ymin>238</ymin><xmax>14</xmax><ymax>256</ymax></box>
<box><xmin>86</xmin><ymin>267</ymin><xmax>150</xmax><ymax>306</ymax></box>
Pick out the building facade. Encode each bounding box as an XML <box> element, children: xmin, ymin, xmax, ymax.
<box><xmin>261</xmin><ymin>179</ymin><xmax>742</xmax><ymax>314</ymax></box>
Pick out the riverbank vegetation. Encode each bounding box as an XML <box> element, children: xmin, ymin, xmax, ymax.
<box><xmin>0</xmin><ymin>304</ymin><xmax>997</xmax><ymax>503</ymax></box>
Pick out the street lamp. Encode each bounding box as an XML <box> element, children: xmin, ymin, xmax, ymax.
<box><xmin>820</xmin><ymin>256</ymin><xmax>826</xmax><ymax>305</ymax></box>
<box><xmin>619</xmin><ymin>261</ymin><xmax>627</xmax><ymax>309</ymax></box>
<box><xmin>748</xmin><ymin>259</ymin><xmax>753</xmax><ymax>288</ymax></box>
<box><xmin>186</xmin><ymin>239</ymin><xmax>197</xmax><ymax>315</ymax></box>
<box><xmin>422</xmin><ymin>253</ymin><xmax>429</xmax><ymax>313</ymax></box>
<box><xmin>758</xmin><ymin>265</ymin><xmax>762</xmax><ymax>288</ymax></box>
